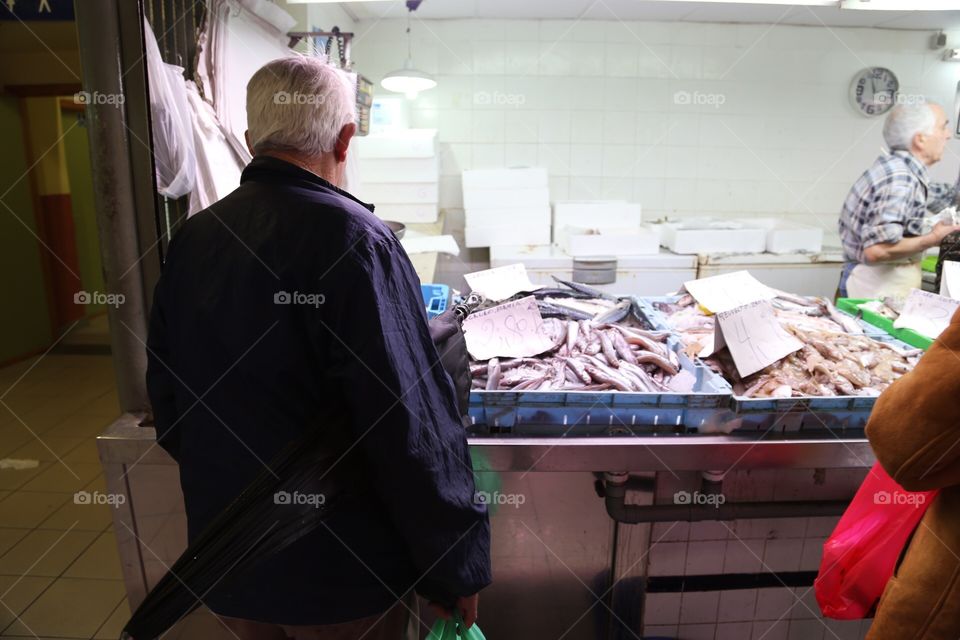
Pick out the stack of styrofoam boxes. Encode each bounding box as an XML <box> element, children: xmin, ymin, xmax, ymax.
<box><xmin>747</xmin><ymin>218</ymin><xmax>825</xmax><ymax>254</ymax></box>
<box><xmin>657</xmin><ymin>218</ymin><xmax>768</xmax><ymax>255</ymax></box>
<box><xmin>354</xmin><ymin>129</ymin><xmax>439</xmax><ymax>223</ymax></box>
<box><xmin>462</xmin><ymin>168</ymin><xmax>551</xmax><ymax>248</ymax></box>
<box><xmin>553</xmin><ymin>201</ymin><xmax>660</xmax><ymax>256</ymax></box>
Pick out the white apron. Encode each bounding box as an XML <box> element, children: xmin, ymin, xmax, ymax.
<box><xmin>846</xmin><ymin>261</ymin><xmax>922</xmax><ymax>299</ymax></box>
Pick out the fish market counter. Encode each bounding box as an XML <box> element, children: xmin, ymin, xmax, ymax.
<box><xmin>99</xmin><ymin>286</ymin><xmax>908</xmax><ymax>637</ymax></box>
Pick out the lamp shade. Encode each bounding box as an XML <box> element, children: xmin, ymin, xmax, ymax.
<box><xmin>381</xmin><ymin>59</ymin><xmax>436</xmax><ymax>99</ymax></box>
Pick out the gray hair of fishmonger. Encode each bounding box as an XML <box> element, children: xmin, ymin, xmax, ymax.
<box><xmin>246</xmin><ymin>56</ymin><xmax>356</xmax><ymax>156</ymax></box>
<box><xmin>883</xmin><ymin>103</ymin><xmax>937</xmax><ymax>152</ymax></box>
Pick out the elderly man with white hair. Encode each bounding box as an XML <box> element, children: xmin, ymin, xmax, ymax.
<box><xmin>838</xmin><ymin>102</ymin><xmax>960</xmax><ymax>299</ymax></box>
<box><xmin>145</xmin><ymin>56</ymin><xmax>490</xmax><ymax>639</ymax></box>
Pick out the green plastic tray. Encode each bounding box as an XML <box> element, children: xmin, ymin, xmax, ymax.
<box><xmin>922</xmin><ymin>255</ymin><xmax>937</xmax><ymax>273</ymax></box>
<box><xmin>836</xmin><ymin>298</ymin><xmax>933</xmax><ymax>350</ymax></box>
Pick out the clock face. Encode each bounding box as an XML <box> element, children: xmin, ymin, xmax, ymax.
<box><xmin>850</xmin><ymin>67</ymin><xmax>900</xmax><ymax>117</ymax></box>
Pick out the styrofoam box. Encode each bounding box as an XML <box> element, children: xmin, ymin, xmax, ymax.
<box><xmin>658</xmin><ymin>220</ymin><xmax>767</xmax><ymax>255</ymax></box>
<box><xmin>353</xmin><ymin>129</ymin><xmax>437</xmax><ymax>158</ymax></box>
<box><xmin>562</xmin><ymin>224</ymin><xmax>661</xmax><ymax>257</ymax></box>
<box><xmin>465</xmin><ymin>206</ymin><xmax>551</xmax><ymax>228</ymax></box>
<box><xmin>373</xmin><ymin>203</ymin><xmax>438</xmax><ymax>224</ymax></box>
<box><xmin>462</xmin><ymin>167</ymin><xmax>548</xmax><ymax>190</ymax></box>
<box><xmin>462</xmin><ymin>187</ymin><xmax>550</xmax><ymax>210</ymax></box>
<box><xmin>358</xmin><ymin>156</ymin><xmax>438</xmax><ymax>183</ymax></box>
<box><xmin>359</xmin><ymin>182</ymin><xmax>438</xmax><ymax>204</ymax></box>
<box><xmin>746</xmin><ymin>218</ymin><xmax>824</xmax><ymax>254</ymax></box>
<box><xmin>553</xmin><ymin>201</ymin><xmax>643</xmax><ymax>245</ymax></box>
<box><xmin>464</xmin><ymin>224</ymin><xmax>551</xmax><ymax>248</ymax></box>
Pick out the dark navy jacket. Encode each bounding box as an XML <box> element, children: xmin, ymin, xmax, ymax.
<box><xmin>145</xmin><ymin>156</ymin><xmax>491</xmax><ymax>624</ymax></box>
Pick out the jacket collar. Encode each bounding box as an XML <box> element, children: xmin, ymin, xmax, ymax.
<box><xmin>241</xmin><ymin>155</ymin><xmax>375</xmax><ymax>213</ymax></box>
<box><xmin>890</xmin><ymin>149</ymin><xmax>930</xmax><ymax>187</ymax></box>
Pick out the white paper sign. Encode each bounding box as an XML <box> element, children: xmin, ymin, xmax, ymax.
<box><xmin>710</xmin><ymin>300</ymin><xmax>804</xmax><ymax>378</ymax></box>
<box><xmin>940</xmin><ymin>261</ymin><xmax>960</xmax><ymax>300</ymax></box>
<box><xmin>465</xmin><ymin>263</ymin><xmax>542</xmax><ymax>302</ymax></box>
<box><xmin>462</xmin><ymin>296</ymin><xmax>554</xmax><ymax>360</ymax></box>
<box><xmin>893</xmin><ymin>288</ymin><xmax>960</xmax><ymax>339</ymax></box>
<box><xmin>682</xmin><ymin>271</ymin><xmax>777</xmax><ymax>314</ymax></box>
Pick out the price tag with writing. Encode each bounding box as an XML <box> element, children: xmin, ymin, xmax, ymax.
<box><xmin>465</xmin><ymin>263</ymin><xmax>541</xmax><ymax>302</ymax></box>
<box><xmin>893</xmin><ymin>288</ymin><xmax>960</xmax><ymax>339</ymax></box>
<box><xmin>682</xmin><ymin>270</ymin><xmax>777</xmax><ymax>314</ymax></box>
<box><xmin>462</xmin><ymin>296</ymin><xmax>554</xmax><ymax>361</ymax></box>
<box><xmin>711</xmin><ymin>300</ymin><xmax>804</xmax><ymax>378</ymax></box>
<box><xmin>940</xmin><ymin>261</ymin><xmax>960</xmax><ymax>300</ymax></box>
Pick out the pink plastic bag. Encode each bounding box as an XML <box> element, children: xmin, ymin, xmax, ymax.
<box><xmin>815</xmin><ymin>462</ymin><xmax>937</xmax><ymax>619</ymax></box>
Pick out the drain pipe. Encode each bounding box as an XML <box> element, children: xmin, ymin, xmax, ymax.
<box><xmin>603</xmin><ymin>472</ymin><xmax>848</xmax><ymax>524</ymax></box>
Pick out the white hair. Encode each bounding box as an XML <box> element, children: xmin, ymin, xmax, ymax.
<box><xmin>246</xmin><ymin>56</ymin><xmax>356</xmax><ymax>156</ymax></box>
<box><xmin>883</xmin><ymin>103</ymin><xmax>937</xmax><ymax>151</ymax></box>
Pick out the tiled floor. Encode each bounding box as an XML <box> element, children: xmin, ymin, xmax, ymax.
<box><xmin>0</xmin><ymin>353</ymin><xmax>129</xmax><ymax>639</ymax></box>
<box><xmin>0</xmin><ymin>353</ymin><xmax>241</xmax><ymax>640</ymax></box>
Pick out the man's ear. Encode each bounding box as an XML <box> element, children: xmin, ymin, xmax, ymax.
<box><xmin>334</xmin><ymin>122</ymin><xmax>356</xmax><ymax>163</ymax></box>
<box><xmin>245</xmin><ymin>130</ymin><xmax>255</xmax><ymax>157</ymax></box>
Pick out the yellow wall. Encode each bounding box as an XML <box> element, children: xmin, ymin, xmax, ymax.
<box><xmin>0</xmin><ymin>96</ymin><xmax>53</xmax><ymax>363</ymax></box>
<box><xmin>63</xmin><ymin>109</ymin><xmax>105</xmax><ymax>312</ymax></box>
<box><xmin>23</xmin><ymin>97</ymin><xmax>70</xmax><ymax>196</ymax></box>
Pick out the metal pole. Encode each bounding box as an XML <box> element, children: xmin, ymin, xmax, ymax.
<box><xmin>603</xmin><ymin>474</ymin><xmax>849</xmax><ymax>524</ymax></box>
<box><xmin>74</xmin><ymin>0</ymin><xmax>160</xmax><ymax>413</ymax></box>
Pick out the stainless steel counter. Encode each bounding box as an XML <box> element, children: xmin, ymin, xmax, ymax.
<box><xmin>99</xmin><ymin>413</ymin><xmax>873</xmax><ymax>638</ymax></box>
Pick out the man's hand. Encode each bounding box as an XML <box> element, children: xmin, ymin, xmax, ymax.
<box><xmin>931</xmin><ymin>221</ymin><xmax>960</xmax><ymax>243</ymax></box>
<box><xmin>428</xmin><ymin>593</ymin><xmax>479</xmax><ymax>629</ymax></box>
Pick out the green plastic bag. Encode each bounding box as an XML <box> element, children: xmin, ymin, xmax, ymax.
<box><xmin>426</xmin><ymin>612</ymin><xmax>486</xmax><ymax>640</ymax></box>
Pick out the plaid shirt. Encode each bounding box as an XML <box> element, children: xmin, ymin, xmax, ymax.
<box><xmin>839</xmin><ymin>150</ymin><xmax>958</xmax><ymax>263</ymax></box>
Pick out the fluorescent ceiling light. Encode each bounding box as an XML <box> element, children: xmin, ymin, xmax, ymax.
<box><xmin>378</xmin><ymin>3</ymin><xmax>437</xmax><ymax>100</ymax></box>
<box><xmin>381</xmin><ymin>62</ymin><xmax>437</xmax><ymax>100</ymax></box>
<box><xmin>652</xmin><ymin>0</ymin><xmax>834</xmax><ymax>4</ymax></box>
<box><xmin>841</xmin><ymin>0</ymin><xmax>958</xmax><ymax>8</ymax></box>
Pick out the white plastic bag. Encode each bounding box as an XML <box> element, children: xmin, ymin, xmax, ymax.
<box><xmin>144</xmin><ymin>18</ymin><xmax>197</xmax><ymax>199</ymax></box>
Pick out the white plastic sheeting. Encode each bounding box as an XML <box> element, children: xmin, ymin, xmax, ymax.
<box><xmin>196</xmin><ymin>0</ymin><xmax>296</xmax><ymax>166</ymax></box>
<box><xmin>184</xmin><ymin>80</ymin><xmax>246</xmax><ymax>215</ymax></box>
<box><xmin>144</xmin><ymin>19</ymin><xmax>196</xmax><ymax>199</ymax></box>
<box><xmin>148</xmin><ymin>0</ymin><xmax>362</xmax><ymax>216</ymax></box>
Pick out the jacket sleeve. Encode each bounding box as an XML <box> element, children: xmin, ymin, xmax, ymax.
<box><xmin>145</xmin><ymin>256</ymin><xmax>182</xmax><ymax>462</ymax></box>
<box><xmin>865</xmin><ymin>309</ymin><xmax>960</xmax><ymax>491</ymax></box>
<box><xmin>310</xmin><ymin>236</ymin><xmax>492</xmax><ymax>605</ymax></box>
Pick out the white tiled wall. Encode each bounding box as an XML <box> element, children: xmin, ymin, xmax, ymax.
<box><xmin>350</xmin><ymin>19</ymin><xmax>960</xmax><ymax>242</ymax></box>
<box><xmin>639</xmin><ymin>468</ymin><xmax>873</xmax><ymax>638</ymax></box>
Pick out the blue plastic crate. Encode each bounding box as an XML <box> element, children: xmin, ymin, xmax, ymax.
<box><xmin>636</xmin><ymin>295</ymin><xmax>915</xmax><ymax>433</ymax></box>
<box><xmin>421</xmin><ymin>284</ymin><xmax>449</xmax><ymax>319</ymax></box>
<box><xmin>466</xmin><ymin>296</ymin><xmax>734</xmax><ymax>435</ymax></box>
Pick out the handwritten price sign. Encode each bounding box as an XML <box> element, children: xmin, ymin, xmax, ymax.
<box><xmin>940</xmin><ymin>261</ymin><xmax>960</xmax><ymax>300</ymax></box>
<box><xmin>712</xmin><ymin>300</ymin><xmax>803</xmax><ymax>378</ymax></box>
<box><xmin>462</xmin><ymin>296</ymin><xmax>554</xmax><ymax>360</ymax></box>
<box><xmin>683</xmin><ymin>270</ymin><xmax>777</xmax><ymax>314</ymax></box>
<box><xmin>894</xmin><ymin>288</ymin><xmax>960</xmax><ymax>339</ymax></box>
<box><xmin>465</xmin><ymin>263</ymin><xmax>541</xmax><ymax>302</ymax></box>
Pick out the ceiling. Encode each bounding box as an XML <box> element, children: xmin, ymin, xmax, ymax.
<box><xmin>336</xmin><ymin>1</ymin><xmax>960</xmax><ymax>30</ymax></box>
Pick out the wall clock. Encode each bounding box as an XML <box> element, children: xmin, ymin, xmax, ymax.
<box><xmin>850</xmin><ymin>67</ymin><xmax>899</xmax><ymax>117</ymax></box>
